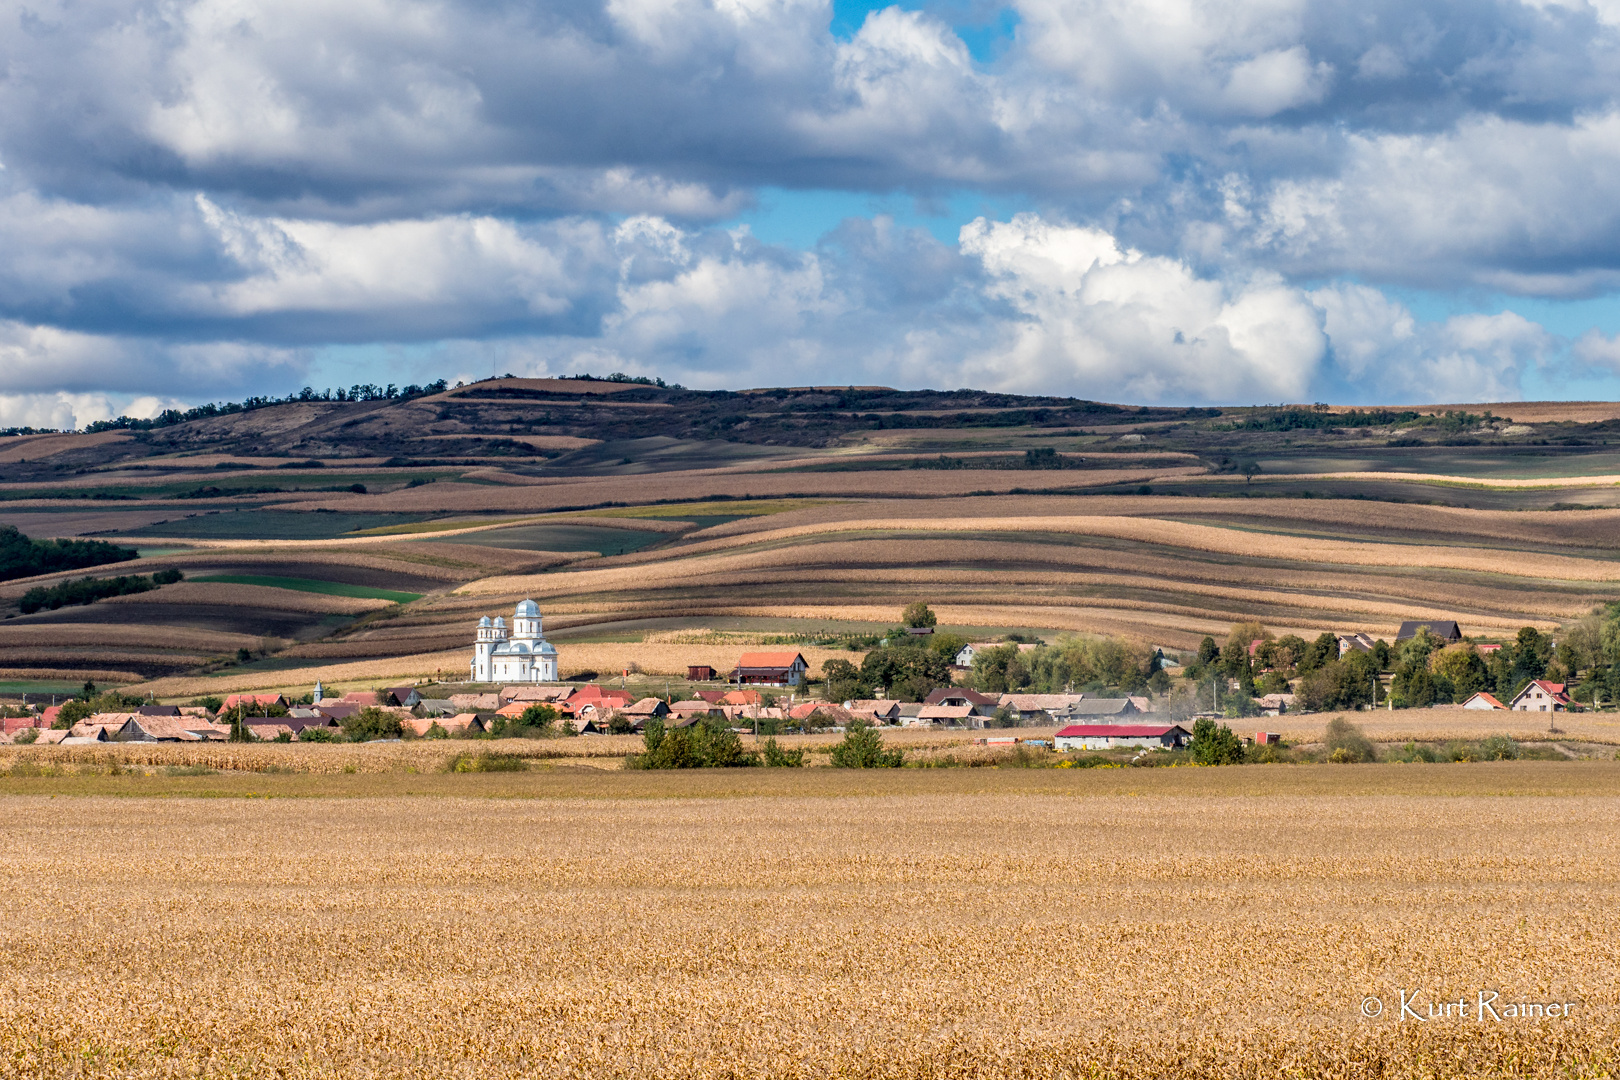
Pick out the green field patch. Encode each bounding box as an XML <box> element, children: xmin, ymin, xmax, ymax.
<box><xmin>345</xmin><ymin>516</ymin><xmax>530</xmax><ymax>537</ymax></box>
<box><xmin>118</xmin><ymin>511</ymin><xmax>439</xmax><ymax>540</ymax></box>
<box><xmin>191</xmin><ymin>574</ymin><xmax>423</xmax><ymax>603</ymax></box>
<box><xmin>432</xmin><ymin>524</ymin><xmax>667</xmax><ymax>556</ymax></box>
<box><xmin>0</xmin><ymin>680</ymin><xmax>95</xmax><ymax>697</ymax></box>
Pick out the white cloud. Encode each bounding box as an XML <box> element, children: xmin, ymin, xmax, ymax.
<box><xmin>955</xmin><ymin>214</ymin><xmax>1327</xmax><ymax>401</ymax></box>
<box><xmin>1312</xmin><ymin>284</ymin><xmax>1552</xmax><ymax>400</ymax></box>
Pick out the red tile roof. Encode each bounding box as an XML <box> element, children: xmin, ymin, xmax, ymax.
<box><xmin>734</xmin><ymin>652</ymin><xmax>805</xmax><ymax>669</ymax></box>
<box><xmin>1055</xmin><ymin>725</ymin><xmax>1182</xmax><ymax>738</ymax></box>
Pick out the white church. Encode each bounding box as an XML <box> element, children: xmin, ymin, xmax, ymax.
<box><xmin>471</xmin><ymin>599</ymin><xmax>559</xmax><ymax>683</ymax></box>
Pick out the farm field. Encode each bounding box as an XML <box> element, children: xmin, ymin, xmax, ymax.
<box><xmin>0</xmin><ymin>764</ymin><xmax>1615</xmax><ymax>1078</ymax></box>
<box><xmin>4</xmin><ymin>384</ymin><xmax>1620</xmax><ymax>690</ymax></box>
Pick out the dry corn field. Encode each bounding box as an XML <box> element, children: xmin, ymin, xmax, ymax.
<box><xmin>1</xmin><ymin>765</ymin><xmax>1618</xmax><ymax>1078</ymax></box>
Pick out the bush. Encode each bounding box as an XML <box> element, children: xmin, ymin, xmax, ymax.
<box><xmin>297</xmin><ymin>725</ymin><xmax>339</xmax><ymax>743</ymax></box>
<box><xmin>1478</xmin><ymin>734</ymin><xmax>1520</xmax><ymax>761</ymax></box>
<box><xmin>625</xmin><ymin>718</ymin><xmax>759</xmax><ymax>769</ymax></box>
<box><xmin>13</xmin><ymin>728</ymin><xmax>39</xmax><ymax>744</ymax></box>
<box><xmin>152</xmin><ymin>568</ymin><xmax>184</xmax><ymax>585</ymax></box>
<box><xmin>1389</xmin><ymin>740</ymin><xmax>1437</xmax><ymax>763</ymax></box>
<box><xmin>829</xmin><ymin>720</ymin><xmax>903</xmax><ymax>768</ymax></box>
<box><xmin>760</xmin><ymin>737</ymin><xmax>805</xmax><ymax>767</ymax></box>
<box><xmin>424</xmin><ymin>721</ymin><xmax>449</xmax><ymax>740</ymax></box>
<box><xmin>446</xmin><ymin>752</ymin><xmax>528</xmax><ymax>773</ymax></box>
<box><xmin>1322</xmin><ymin>717</ymin><xmax>1377</xmax><ymax>763</ymax></box>
<box><xmin>1189</xmin><ymin>717</ymin><xmax>1246</xmax><ymax>765</ymax></box>
<box><xmin>54</xmin><ymin>699</ymin><xmax>95</xmax><ymax>728</ymax></box>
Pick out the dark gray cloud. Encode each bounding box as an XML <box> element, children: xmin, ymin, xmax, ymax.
<box><xmin>2</xmin><ymin>0</ymin><xmax>1619</xmax><ymax>421</ymax></box>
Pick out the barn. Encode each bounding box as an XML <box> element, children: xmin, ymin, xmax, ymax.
<box><xmin>1054</xmin><ymin>724</ymin><xmax>1191</xmax><ymax>751</ymax></box>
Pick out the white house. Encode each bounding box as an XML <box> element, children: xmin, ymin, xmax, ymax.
<box><xmin>1509</xmin><ymin>680</ymin><xmax>1574</xmax><ymax>712</ymax></box>
<box><xmin>1054</xmin><ymin>724</ymin><xmax>1190</xmax><ymax>751</ymax></box>
<box><xmin>1462</xmin><ymin>692</ymin><xmax>1507</xmax><ymax>710</ymax></box>
<box><xmin>471</xmin><ymin>599</ymin><xmax>558</xmax><ymax>683</ymax></box>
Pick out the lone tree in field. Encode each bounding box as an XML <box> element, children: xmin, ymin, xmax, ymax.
<box><xmin>902</xmin><ymin>601</ymin><xmax>937</xmax><ymax>629</ymax></box>
<box><xmin>830</xmin><ymin>720</ymin><xmax>904</xmax><ymax>768</ymax></box>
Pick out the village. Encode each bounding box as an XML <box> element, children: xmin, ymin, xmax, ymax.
<box><xmin>0</xmin><ymin>598</ymin><xmax>1595</xmax><ymax>754</ymax></box>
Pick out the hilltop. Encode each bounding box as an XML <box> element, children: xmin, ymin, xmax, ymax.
<box><xmin>1</xmin><ymin>380</ymin><xmax>1618</xmax><ymax>698</ymax></box>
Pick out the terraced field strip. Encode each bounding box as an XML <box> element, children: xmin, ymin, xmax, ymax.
<box><xmin>188</xmin><ymin>575</ymin><xmax>424</xmax><ymax>603</ymax></box>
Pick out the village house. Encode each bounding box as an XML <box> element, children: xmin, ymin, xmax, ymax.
<box><xmin>1396</xmin><ymin>620</ymin><xmax>1462</xmax><ymax>643</ymax></box>
<box><xmin>997</xmin><ymin>693</ymin><xmax>1085</xmax><ymax>722</ymax></box>
<box><xmin>922</xmin><ymin>688</ymin><xmax>1000</xmax><ymax>716</ymax></box>
<box><xmin>1053</xmin><ymin>698</ymin><xmax>1141</xmax><ymax>721</ymax></box>
<box><xmin>223</xmin><ymin>693</ymin><xmax>287</xmax><ymax>712</ymax></box>
<box><xmin>1510</xmin><ymin>680</ymin><xmax>1576</xmax><ymax>712</ymax></box>
<box><xmin>1256</xmin><ymin>693</ymin><xmax>1294</xmax><ymax>716</ymax></box>
<box><xmin>843</xmin><ymin>700</ymin><xmax>901</xmax><ymax>724</ymax></box>
<box><xmin>1054</xmin><ymin>724</ymin><xmax>1191</xmax><ymax>751</ymax></box>
<box><xmin>954</xmin><ymin>641</ymin><xmax>1037</xmax><ymax>667</ymax></box>
<box><xmin>1337</xmin><ymin>633</ymin><xmax>1376</xmax><ymax>658</ymax></box>
<box><xmin>730</xmin><ymin>651</ymin><xmax>808</xmax><ymax>686</ymax></box>
<box><xmin>1463</xmin><ymin>692</ymin><xmax>1508</xmax><ymax>710</ymax></box>
<box><xmin>917</xmin><ymin>703</ymin><xmax>980</xmax><ymax>727</ymax></box>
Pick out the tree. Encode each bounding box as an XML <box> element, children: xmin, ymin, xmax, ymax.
<box><xmin>626</xmin><ymin>717</ymin><xmax>759</xmax><ymax>769</ymax></box>
<box><xmin>1196</xmin><ymin>636</ymin><xmax>1220</xmax><ymax>664</ymax></box>
<box><xmin>1189</xmin><ymin>718</ymin><xmax>1245</xmax><ymax>765</ymax></box>
<box><xmin>860</xmin><ymin>645</ymin><xmax>952</xmax><ymax>701</ymax></box>
<box><xmin>901</xmin><ymin>601</ymin><xmax>938</xmax><ymax>629</ymax></box>
<box><xmin>929</xmin><ymin>631</ymin><xmax>969</xmax><ymax>662</ymax></box>
<box><xmin>1297</xmin><ymin>659</ymin><xmax>1374</xmax><ymax>712</ymax></box>
<box><xmin>518</xmin><ymin>704</ymin><xmax>557</xmax><ymax>729</ymax></box>
<box><xmin>1242</xmin><ymin>461</ymin><xmax>1261</xmax><ymax>484</ymax></box>
<box><xmin>1298</xmin><ymin>633</ymin><xmax>1339</xmax><ymax>674</ymax></box>
<box><xmin>341</xmin><ymin>706</ymin><xmax>404</xmax><ymax>742</ymax></box>
<box><xmin>1512</xmin><ymin>626</ymin><xmax>1551</xmax><ymax>683</ymax></box>
<box><xmin>822</xmin><ymin>658</ymin><xmax>865</xmax><ymax>701</ymax></box>
<box><xmin>830</xmin><ymin>720</ymin><xmax>904</xmax><ymax>768</ymax></box>
<box><xmin>760</xmin><ymin>737</ymin><xmax>804</xmax><ymax>767</ymax></box>
<box><xmin>1431</xmin><ymin>645</ymin><xmax>1488</xmax><ymax>699</ymax></box>
<box><xmin>1322</xmin><ymin>717</ymin><xmax>1377</xmax><ymax>763</ymax></box>
<box><xmin>54</xmin><ymin>699</ymin><xmax>94</xmax><ymax>728</ymax></box>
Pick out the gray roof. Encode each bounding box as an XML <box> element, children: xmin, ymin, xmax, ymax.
<box><xmin>1057</xmin><ymin>698</ymin><xmax>1138</xmax><ymax>717</ymax></box>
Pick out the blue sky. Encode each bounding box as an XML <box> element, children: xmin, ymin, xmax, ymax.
<box><xmin>6</xmin><ymin>0</ymin><xmax>1620</xmax><ymax>428</ymax></box>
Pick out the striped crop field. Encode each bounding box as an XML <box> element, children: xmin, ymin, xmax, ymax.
<box><xmin>189</xmin><ymin>574</ymin><xmax>424</xmax><ymax>603</ymax></box>
<box><xmin>0</xmin><ymin>765</ymin><xmax>1616</xmax><ymax>1078</ymax></box>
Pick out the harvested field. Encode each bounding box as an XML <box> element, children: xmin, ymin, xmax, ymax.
<box><xmin>1273</xmin><ymin>707</ymin><xmax>1620</xmax><ymax>746</ymax></box>
<box><xmin>99</xmin><ymin>582</ymin><xmax>396</xmax><ymax>614</ymax></box>
<box><xmin>0</xmin><ymin>765</ymin><xmax>1616</xmax><ymax>1078</ymax></box>
<box><xmin>127</xmin><ymin>649</ymin><xmax>473</xmax><ymax>698</ymax></box>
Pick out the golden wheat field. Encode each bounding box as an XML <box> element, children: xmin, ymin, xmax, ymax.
<box><xmin>1</xmin><ymin>765</ymin><xmax>1617</xmax><ymax>1079</ymax></box>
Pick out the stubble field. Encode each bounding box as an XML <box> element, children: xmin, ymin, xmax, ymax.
<box><xmin>1</xmin><ymin>764</ymin><xmax>1616</xmax><ymax>1079</ymax></box>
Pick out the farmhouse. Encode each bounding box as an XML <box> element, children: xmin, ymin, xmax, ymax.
<box><xmin>954</xmin><ymin>642</ymin><xmax>1037</xmax><ymax>667</ymax></box>
<box><xmin>1510</xmin><ymin>680</ymin><xmax>1576</xmax><ymax>712</ymax></box>
<box><xmin>223</xmin><ymin>693</ymin><xmax>286</xmax><ymax>712</ymax></box>
<box><xmin>1337</xmin><ymin>633</ymin><xmax>1376</xmax><ymax>657</ymax></box>
<box><xmin>843</xmin><ymin>700</ymin><xmax>901</xmax><ymax>724</ymax></box>
<box><xmin>922</xmin><ymin>688</ymin><xmax>1000</xmax><ymax>716</ymax></box>
<box><xmin>471</xmin><ymin>600</ymin><xmax>558</xmax><ymax>683</ymax></box>
<box><xmin>998</xmin><ymin>693</ymin><xmax>1084</xmax><ymax>721</ymax></box>
<box><xmin>1054</xmin><ymin>724</ymin><xmax>1191</xmax><ymax>751</ymax></box>
<box><xmin>1396</xmin><ymin>620</ymin><xmax>1462</xmax><ymax>643</ymax></box>
<box><xmin>730</xmin><ymin>651</ymin><xmax>808</xmax><ymax>686</ymax></box>
<box><xmin>1463</xmin><ymin>692</ymin><xmax>1507</xmax><ymax>710</ymax></box>
<box><xmin>1053</xmin><ymin>698</ymin><xmax>1140</xmax><ymax>721</ymax></box>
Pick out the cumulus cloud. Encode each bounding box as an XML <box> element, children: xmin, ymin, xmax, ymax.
<box><xmin>0</xmin><ymin>0</ymin><xmax>1617</xmax><ymax>409</ymax></box>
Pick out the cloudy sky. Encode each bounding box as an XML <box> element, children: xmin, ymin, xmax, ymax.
<box><xmin>6</xmin><ymin>0</ymin><xmax>1620</xmax><ymax>426</ymax></box>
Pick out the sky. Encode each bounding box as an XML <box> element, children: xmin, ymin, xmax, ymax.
<box><xmin>7</xmin><ymin>0</ymin><xmax>1620</xmax><ymax>428</ymax></box>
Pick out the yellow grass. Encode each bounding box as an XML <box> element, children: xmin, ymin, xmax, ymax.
<box><xmin>0</xmin><ymin>666</ymin><xmax>144</xmax><ymax>683</ymax></box>
<box><xmin>1276</xmin><ymin>707</ymin><xmax>1620</xmax><ymax>746</ymax></box>
<box><xmin>1</xmin><ymin>767</ymin><xmax>1617</xmax><ymax>1077</ymax></box>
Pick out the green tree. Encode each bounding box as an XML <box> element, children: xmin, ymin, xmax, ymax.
<box><xmin>829</xmin><ymin>720</ymin><xmax>904</xmax><ymax>768</ymax></box>
<box><xmin>1196</xmin><ymin>636</ymin><xmax>1220</xmax><ymax>664</ymax></box>
<box><xmin>626</xmin><ymin>717</ymin><xmax>759</xmax><ymax>769</ymax></box>
<box><xmin>760</xmin><ymin>737</ymin><xmax>805</xmax><ymax>767</ymax></box>
<box><xmin>929</xmin><ymin>631</ymin><xmax>969</xmax><ymax>662</ymax></box>
<box><xmin>901</xmin><ymin>601</ymin><xmax>938</xmax><ymax>629</ymax></box>
<box><xmin>860</xmin><ymin>646</ymin><xmax>952</xmax><ymax>701</ymax></box>
<box><xmin>1189</xmin><ymin>718</ymin><xmax>1245</xmax><ymax>765</ymax></box>
<box><xmin>54</xmin><ymin>699</ymin><xmax>94</xmax><ymax>728</ymax></box>
<box><xmin>822</xmin><ymin>658</ymin><xmax>865</xmax><ymax>701</ymax></box>
<box><xmin>1297</xmin><ymin>659</ymin><xmax>1374</xmax><ymax>712</ymax></box>
<box><xmin>341</xmin><ymin>706</ymin><xmax>404</xmax><ymax>742</ymax></box>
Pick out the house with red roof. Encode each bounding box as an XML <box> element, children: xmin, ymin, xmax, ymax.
<box><xmin>730</xmin><ymin>651</ymin><xmax>808</xmax><ymax>686</ymax></box>
<box><xmin>1054</xmin><ymin>724</ymin><xmax>1191</xmax><ymax>751</ymax></box>
<box><xmin>223</xmin><ymin>693</ymin><xmax>287</xmax><ymax>712</ymax></box>
<box><xmin>1509</xmin><ymin>680</ymin><xmax>1578</xmax><ymax>712</ymax></box>
<box><xmin>1462</xmin><ymin>691</ymin><xmax>1507</xmax><ymax>710</ymax></box>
